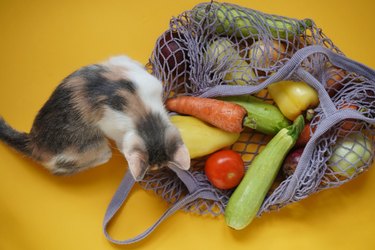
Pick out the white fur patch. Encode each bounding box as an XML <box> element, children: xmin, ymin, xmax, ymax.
<box><xmin>106</xmin><ymin>55</ymin><xmax>144</xmax><ymax>71</ymax></box>
<box><xmin>106</xmin><ymin>55</ymin><xmax>168</xmax><ymax>118</ymax></box>
<box><xmin>97</xmin><ymin>107</ymin><xmax>134</xmax><ymax>146</ymax></box>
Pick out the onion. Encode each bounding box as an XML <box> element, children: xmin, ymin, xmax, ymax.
<box><xmin>248</xmin><ymin>40</ymin><xmax>286</xmax><ymax>69</ymax></box>
<box><xmin>328</xmin><ymin>132</ymin><xmax>373</xmax><ymax>178</ymax></box>
<box><xmin>282</xmin><ymin>147</ymin><xmax>304</xmax><ymax>178</ymax></box>
<box><xmin>325</xmin><ymin>64</ymin><xmax>347</xmax><ymax>96</ymax></box>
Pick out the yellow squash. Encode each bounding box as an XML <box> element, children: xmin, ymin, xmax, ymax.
<box><xmin>170</xmin><ymin>115</ymin><xmax>240</xmax><ymax>159</ymax></box>
<box><xmin>267</xmin><ymin>80</ymin><xmax>319</xmax><ymax>120</ymax></box>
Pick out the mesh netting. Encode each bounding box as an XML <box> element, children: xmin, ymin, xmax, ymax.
<box><xmin>141</xmin><ymin>1</ymin><xmax>375</xmax><ymax>216</ymax></box>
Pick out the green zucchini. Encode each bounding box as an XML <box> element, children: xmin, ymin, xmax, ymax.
<box><xmin>192</xmin><ymin>2</ymin><xmax>313</xmax><ymax>39</ymax></box>
<box><xmin>219</xmin><ymin>95</ymin><xmax>291</xmax><ymax>135</ymax></box>
<box><xmin>224</xmin><ymin>115</ymin><xmax>304</xmax><ymax>230</ymax></box>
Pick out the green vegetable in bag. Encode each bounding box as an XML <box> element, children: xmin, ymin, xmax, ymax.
<box><xmin>192</xmin><ymin>2</ymin><xmax>313</xmax><ymax>39</ymax></box>
<box><xmin>206</xmin><ymin>38</ymin><xmax>255</xmax><ymax>85</ymax></box>
<box><xmin>225</xmin><ymin>115</ymin><xmax>304</xmax><ymax>230</ymax></box>
<box><xmin>219</xmin><ymin>95</ymin><xmax>291</xmax><ymax>135</ymax></box>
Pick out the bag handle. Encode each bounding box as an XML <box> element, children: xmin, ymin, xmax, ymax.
<box><xmin>103</xmin><ymin>167</ymin><xmax>219</xmax><ymax>245</ymax></box>
<box><xmin>199</xmin><ymin>45</ymin><xmax>375</xmax><ymax>99</ymax></box>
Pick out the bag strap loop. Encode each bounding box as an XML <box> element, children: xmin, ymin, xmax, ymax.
<box><xmin>103</xmin><ymin>168</ymin><xmax>219</xmax><ymax>245</ymax></box>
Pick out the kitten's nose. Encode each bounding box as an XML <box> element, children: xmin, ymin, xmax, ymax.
<box><xmin>149</xmin><ymin>165</ymin><xmax>159</xmax><ymax>171</ymax></box>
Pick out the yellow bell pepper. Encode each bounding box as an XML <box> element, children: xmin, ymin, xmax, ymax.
<box><xmin>267</xmin><ymin>80</ymin><xmax>319</xmax><ymax>121</ymax></box>
<box><xmin>170</xmin><ymin>115</ymin><xmax>240</xmax><ymax>159</ymax></box>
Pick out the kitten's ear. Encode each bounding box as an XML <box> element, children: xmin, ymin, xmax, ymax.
<box><xmin>173</xmin><ymin>144</ymin><xmax>190</xmax><ymax>171</ymax></box>
<box><xmin>122</xmin><ymin>131</ymin><xmax>149</xmax><ymax>181</ymax></box>
<box><xmin>126</xmin><ymin>151</ymin><xmax>149</xmax><ymax>182</ymax></box>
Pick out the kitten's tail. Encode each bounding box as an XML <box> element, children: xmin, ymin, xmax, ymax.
<box><xmin>0</xmin><ymin>116</ymin><xmax>32</xmax><ymax>156</ymax></box>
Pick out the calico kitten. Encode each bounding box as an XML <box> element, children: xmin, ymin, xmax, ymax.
<box><xmin>0</xmin><ymin>55</ymin><xmax>190</xmax><ymax>181</ymax></box>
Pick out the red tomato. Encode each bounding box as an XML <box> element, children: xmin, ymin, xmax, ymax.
<box><xmin>204</xmin><ymin>149</ymin><xmax>245</xmax><ymax>190</ymax></box>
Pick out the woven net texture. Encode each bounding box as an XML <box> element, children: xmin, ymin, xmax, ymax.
<box><xmin>141</xmin><ymin>1</ymin><xmax>375</xmax><ymax>216</ymax></box>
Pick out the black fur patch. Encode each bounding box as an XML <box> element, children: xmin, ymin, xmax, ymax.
<box><xmin>30</xmin><ymin>85</ymin><xmax>97</xmax><ymax>154</ymax></box>
<box><xmin>108</xmin><ymin>94</ymin><xmax>128</xmax><ymax>111</ymax></box>
<box><xmin>55</xmin><ymin>158</ymin><xmax>77</xmax><ymax>169</ymax></box>
<box><xmin>77</xmin><ymin>132</ymin><xmax>105</xmax><ymax>153</ymax></box>
<box><xmin>82</xmin><ymin>67</ymin><xmax>136</xmax><ymax>111</ymax></box>
<box><xmin>117</xmin><ymin>79</ymin><xmax>136</xmax><ymax>93</ymax></box>
<box><xmin>0</xmin><ymin>117</ymin><xmax>31</xmax><ymax>155</ymax></box>
<box><xmin>135</xmin><ymin>112</ymin><xmax>173</xmax><ymax>166</ymax></box>
<box><xmin>52</xmin><ymin>158</ymin><xmax>80</xmax><ymax>175</ymax></box>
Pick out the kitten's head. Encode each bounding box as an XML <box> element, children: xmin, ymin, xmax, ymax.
<box><xmin>122</xmin><ymin>112</ymin><xmax>190</xmax><ymax>181</ymax></box>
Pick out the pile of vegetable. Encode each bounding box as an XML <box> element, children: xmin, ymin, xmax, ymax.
<box><xmin>166</xmin><ymin>87</ymin><xmax>320</xmax><ymax>229</ymax></box>
<box><xmin>149</xmin><ymin>1</ymin><xmax>375</xmax><ymax>230</ymax></box>
<box><xmin>166</xmin><ymin>89</ymin><xmax>372</xmax><ymax>230</ymax></box>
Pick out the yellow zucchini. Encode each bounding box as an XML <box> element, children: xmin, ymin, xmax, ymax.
<box><xmin>170</xmin><ymin>115</ymin><xmax>240</xmax><ymax>159</ymax></box>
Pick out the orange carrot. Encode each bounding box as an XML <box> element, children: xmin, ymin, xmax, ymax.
<box><xmin>165</xmin><ymin>96</ymin><xmax>247</xmax><ymax>133</ymax></box>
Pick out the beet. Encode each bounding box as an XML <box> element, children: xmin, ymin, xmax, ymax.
<box><xmin>282</xmin><ymin>147</ymin><xmax>304</xmax><ymax>178</ymax></box>
<box><xmin>156</xmin><ymin>30</ymin><xmax>189</xmax><ymax>74</ymax></box>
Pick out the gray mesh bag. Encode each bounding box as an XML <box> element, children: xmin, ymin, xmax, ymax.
<box><xmin>103</xmin><ymin>1</ymin><xmax>375</xmax><ymax>244</ymax></box>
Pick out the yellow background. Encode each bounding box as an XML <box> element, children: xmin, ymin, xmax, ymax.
<box><xmin>0</xmin><ymin>0</ymin><xmax>374</xmax><ymax>249</ymax></box>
